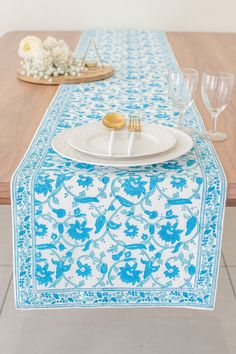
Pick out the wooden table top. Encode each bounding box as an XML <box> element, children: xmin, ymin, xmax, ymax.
<box><xmin>0</xmin><ymin>31</ymin><xmax>236</xmax><ymax>205</ymax></box>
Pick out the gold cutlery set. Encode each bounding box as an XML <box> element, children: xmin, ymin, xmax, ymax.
<box><xmin>102</xmin><ymin>112</ymin><xmax>141</xmax><ymax>157</ymax></box>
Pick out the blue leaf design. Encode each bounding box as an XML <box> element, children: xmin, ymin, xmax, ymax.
<box><xmin>100</xmin><ymin>263</ymin><xmax>108</xmax><ymax>274</ymax></box>
<box><xmin>165</xmin><ymin>262</ymin><xmax>171</xmax><ymax>269</ymax></box>
<box><xmin>83</xmin><ymin>240</ymin><xmax>93</xmax><ymax>251</ymax></box>
<box><xmin>59</xmin><ymin>243</ymin><xmax>66</xmax><ymax>251</ymax></box>
<box><xmin>172</xmin><ymin>242</ymin><xmax>182</xmax><ymax>253</ymax></box>
<box><xmin>166</xmin><ymin>210</ymin><xmax>176</xmax><ymax>219</ymax></box>
<box><xmin>149</xmin><ymin>176</ymin><xmax>159</xmax><ymax>191</ymax></box>
<box><xmin>58</xmin><ymin>223</ymin><xmax>64</xmax><ymax>234</ymax></box>
<box><xmin>52</xmin><ymin>208</ymin><xmax>66</xmax><ymax>218</ymax></box>
<box><xmin>108</xmin><ymin>203</ymin><xmax>115</xmax><ymax>211</ymax></box>
<box><xmin>76</xmin><ymin>197</ymin><xmax>99</xmax><ymax>203</ymax></box>
<box><xmin>55</xmin><ymin>175</ymin><xmax>64</xmax><ymax>188</ymax></box>
<box><xmin>52</xmin><ymin>259</ymin><xmax>71</xmax><ymax>279</ymax></box>
<box><xmin>168</xmin><ymin>198</ymin><xmax>192</xmax><ymax>205</ymax></box>
<box><xmin>112</xmin><ymin>251</ymin><xmax>124</xmax><ymax>261</ymax></box>
<box><xmin>95</xmin><ymin>215</ymin><xmax>106</xmax><ymax>234</ymax></box>
<box><xmin>141</xmin><ymin>259</ymin><xmax>160</xmax><ymax>279</ymax></box>
<box><xmin>149</xmin><ymin>224</ymin><xmax>155</xmax><ymax>235</ymax></box>
<box><xmin>144</xmin><ymin>210</ymin><xmax>158</xmax><ymax>219</ymax></box>
<box><xmin>36</xmin><ymin>244</ymin><xmax>57</xmax><ymax>250</ymax></box>
<box><xmin>186</xmin><ymin>159</ymin><xmax>195</xmax><ymax>167</ymax></box>
<box><xmin>55</xmin><ymin>174</ymin><xmax>72</xmax><ymax>188</ymax></box>
<box><xmin>34</xmin><ymin>199</ymin><xmax>41</xmax><ymax>205</ymax></box>
<box><xmin>186</xmin><ymin>216</ymin><xmax>197</xmax><ymax>236</ymax></box>
<box><xmin>115</xmin><ymin>196</ymin><xmax>134</xmax><ymax>208</ymax></box>
<box><xmin>108</xmin><ymin>220</ymin><xmax>122</xmax><ymax>230</ymax></box>
<box><xmin>74</xmin><ymin>208</ymin><xmax>81</xmax><ymax>216</ymax></box>
<box><xmin>102</xmin><ymin>176</ymin><xmax>110</xmax><ymax>184</ymax></box>
<box><xmin>66</xmin><ymin>251</ymin><xmax>72</xmax><ymax>258</ymax></box>
<box><xmin>188</xmin><ymin>265</ymin><xmax>196</xmax><ymax>275</ymax></box>
<box><xmin>125</xmin><ymin>244</ymin><xmax>147</xmax><ymax>250</ymax></box>
<box><xmin>196</xmin><ymin>177</ymin><xmax>203</xmax><ymax>185</ymax></box>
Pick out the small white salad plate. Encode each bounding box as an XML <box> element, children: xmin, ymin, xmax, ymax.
<box><xmin>68</xmin><ymin>121</ymin><xmax>176</xmax><ymax>158</ymax></box>
<box><xmin>52</xmin><ymin>125</ymin><xmax>193</xmax><ymax>167</ymax></box>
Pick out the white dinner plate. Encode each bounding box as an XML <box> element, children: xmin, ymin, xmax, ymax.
<box><xmin>68</xmin><ymin>121</ymin><xmax>176</xmax><ymax>158</ymax></box>
<box><xmin>52</xmin><ymin>126</ymin><xmax>193</xmax><ymax>167</ymax></box>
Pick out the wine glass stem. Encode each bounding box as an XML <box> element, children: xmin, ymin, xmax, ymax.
<box><xmin>211</xmin><ymin>113</ymin><xmax>219</xmax><ymax>135</ymax></box>
<box><xmin>179</xmin><ymin>110</ymin><xmax>185</xmax><ymax>129</ymax></box>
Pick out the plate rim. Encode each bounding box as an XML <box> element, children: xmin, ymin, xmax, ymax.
<box><xmin>68</xmin><ymin>121</ymin><xmax>177</xmax><ymax>159</ymax></box>
<box><xmin>52</xmin><ymin>126</ymin><xmax>193</xmax><ymax>167</ymax></box>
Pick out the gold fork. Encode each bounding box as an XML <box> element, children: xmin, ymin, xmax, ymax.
<box><xmin>127</xmin><ymin>114</ymin><xmax>141</xmax><ymax>156</ymax></box>
<box><xmin>128</xmin><ymin>114</ymin><xmax>141</xmax><ymax>132</ymax></box>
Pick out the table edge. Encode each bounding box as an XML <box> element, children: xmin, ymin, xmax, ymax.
<box><xmin>1</xmin><ymin>183</ymin><xmax>236</xmax><ymax>206</ymax></box>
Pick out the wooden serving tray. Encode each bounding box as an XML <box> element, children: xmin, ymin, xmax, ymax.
<box><xmin>17</xmin><ymin>64</ymin><xmax>114</xmax><ymax>85</ymax></box>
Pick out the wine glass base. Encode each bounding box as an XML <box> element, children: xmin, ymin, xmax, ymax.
<box><xmin>178</xmin><ymin>126</ymin><xmax>196</xmax><ymax>135</ymax></box>
<box><xmin>201</xmin><ymin>131</ymin><xmax>228</xmax><ymax>142</ymax></box>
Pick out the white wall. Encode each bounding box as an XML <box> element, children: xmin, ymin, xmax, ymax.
<box><xmin>1</xmin><ymin>0</ymin><xmax>236</xmax><ymax>35</ymax></box>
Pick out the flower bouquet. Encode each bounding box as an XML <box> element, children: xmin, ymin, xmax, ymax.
<box><xmin>17</xmin><ymin>35</ymin><xmax>114</xmax><ymax>85</ymax></box>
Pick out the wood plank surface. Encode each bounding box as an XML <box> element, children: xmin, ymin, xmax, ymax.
<box><xmin>0</xmin><ymin>31</ymin><xmax>235</xmax><ymax>205</ymax></box>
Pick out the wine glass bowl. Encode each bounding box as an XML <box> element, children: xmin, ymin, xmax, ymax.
<box><xmin>168</xmin><ymin>68</ymin><xmax>199</xmax><ymax>132</ymax></box>
<box><xmin>201</xmin><ymin>71</ymin><xmax>234</xmax><ymax>141</ymax></box>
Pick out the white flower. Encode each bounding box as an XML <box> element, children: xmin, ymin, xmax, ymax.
<box><xmin>19</xmin><ymin>35</ymin><xmax>82</xmax><ymax>80</ymax></box>
<box><xmin>43</xmin><ymin>36</ymin><xmax>58</xmax><ymax>49</ymax></box>
<box><xmin>52</xmin><ymin>46</ymin><xmax>72</xmax><ymax>68</ymax></box>
<box><xmin>58</xmin><ymin>39</ymin><xmax>66</xmax><ymax>47</ymax></box>
<box><xmin>18</xmin><ymin>36</ymin><xmax>43</xmax><ymax>58</ymax></box>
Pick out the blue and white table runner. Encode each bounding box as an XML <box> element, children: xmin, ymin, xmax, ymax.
<box><xmin>12</xmin><ymin>31</ymin><xmax>226</xmax><ymax>309</ymax></box>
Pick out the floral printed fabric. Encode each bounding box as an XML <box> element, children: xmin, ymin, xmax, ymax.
<box><xmin>12</xmin><ymin>31</ymin><xmax>226</xmax><ymax>309</ymax></box>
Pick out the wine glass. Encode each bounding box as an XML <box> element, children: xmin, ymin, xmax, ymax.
<box><xmin>168</xmin><ymin>68</ymin><xmax>199</xmax><ymax>133</ymax></box>
<box><xmin>201</xmin><ymin>71</ymin><xmax>234</xmax><ymax>141</ymax></box>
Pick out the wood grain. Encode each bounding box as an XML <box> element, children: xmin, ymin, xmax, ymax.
<box><xmin>0</xmin><ymin>31</ymin><xmax>236</xmax><ymax>205</ymax></box>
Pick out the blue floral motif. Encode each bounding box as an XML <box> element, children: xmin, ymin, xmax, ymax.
<box><xmin>68</xmin><ymin>220</ymin><xmax>92</xmax><ymax>242</ymax></box>
<box><xmin>158</xmin><ymin>222</ymin><xmax>183</xmax><ymax>244</ymax></box>
<box><xmin>188</xmin><ymin>265</ymin><xmax>196</xmax><ymax>275</ymax></box>
<box><xmin>118</xmin><ymin>263</ymin><xmax>142</xmax><ymax>285</ymax></box>
<box><xmin>141</xmin><ymin>259</ymin><xmax>160</xmax><ymax>279</ymax></box>
<box><xmin>164</xmin><ymin>263</ymin><xmax>180</xmax><ymax>279</ymax></box>
<box><xmin>77</xmin><ymin>175</ymin><xmax>93</xmax><ymax>187</ymax></box>
<box><xmin>35</xmin><ymin>221</ymin><xmax>48</xmax><ymax>237</ymax></box>
<box><xmin>196</xmin><ymin>177</ymin><xmax>203</xmax><ymax>185</ymax></box>
<box><xmin>35</xmin><ymin>175</ymin><xmax>54</xmax><ymax>196</ymax></box>
<box><xmin>100</xmin><ymin>263</ymin><xmax>108</xmax><ymax>274</ymax></box>
<box><xmin>162</xmin><ymin>161</ymin><xmax>183</xmax><ymax>172</ymax></box>
<box><xmin>36</xmin><ymin>264</ymin><xmax>54</xmax><ymax>286</ymax></box>
<box><xmin>149</xmin><ymin>174</ymin><xmax>165</xmax><ymax>190</ymax></box>
<box><xmin>124</xmin><ymin>222</ymin><xmax>139</xmax><ymax>238</ymax></box>
<box><xmin>74</xmin><ymin>163</ymin><xmax>95</xmax><ymax>171</ymax></box>
<box><xmin>76</xmin><ymin>261</ymin><xmax>92</xmax><ymax>278</ymax></box>
<box><xmin>142</xmin><ymin>233</ymin><xmax>148</xmax><ymax>241</ymax></box>
<box><xmin>52</xmin><ymin>208</ymin><xmax>66</xmax><ymax>218</ymax></box>
<box><xmin>102</xmin><ymin>176</ymin><xmax>110</xmax><ymax>184</ymax></box>
<box><xmin>170</xmin><ymin>176</ymin><xmax>187</xmax><ymax>190</ymax></box>
<box><xmin>52</xmin><ymin>259</ymin><xmax>71</xmax><ymax>280</ymax></box>
<box><xmin>122</xmin><ymin>177</ymin><xmax>147</xmax><ymax>198</ymax></box>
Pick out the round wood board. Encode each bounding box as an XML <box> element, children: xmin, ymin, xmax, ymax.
<box><xmin>17</xmin><ymin>64</ymin><xmax>114</xmax><ymax>85</ymax></box>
